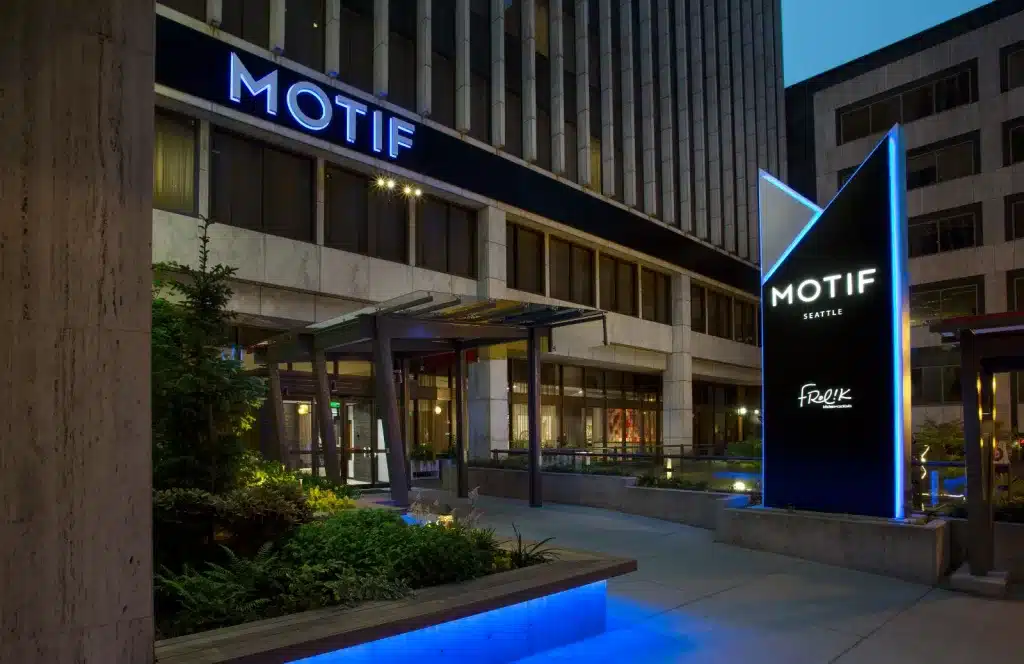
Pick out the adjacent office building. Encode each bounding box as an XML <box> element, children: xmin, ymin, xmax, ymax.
<box><xmin>786</xmin><ymin>0</ymin><xmax>1024</xmax><ymax>430</ymax></box>
<box><xmin>153</xmin><ymin>0</ymin><xmax>785</xmax><ymax>474</ymax></box>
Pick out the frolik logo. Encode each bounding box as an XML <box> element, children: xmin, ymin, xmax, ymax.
<box><xmin>770</xmin><ymin>268</ymin><xmax>877</xmax><ymax>307</ymax></box>
<box><xmin>798</xmin><ymin>383</ymin><xmax>853</xmax><ymax>410</ymax></box>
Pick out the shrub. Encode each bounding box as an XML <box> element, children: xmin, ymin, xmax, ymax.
<box><xmin>305</xmin><ymin>486</ymin><xmax>356</xmax><ymax>516</ymax></box>
<box><xmin>637</xmin><ymin>475</ymin><xmax>710</xmax><ymax>491</ymax></box>
<box><xmin>154</xmin><ymin>544</ymin><xmax>406</xmax><ymax>638</ymax></box>
<box><xmin>280</xmin><ymin>510</ymin><xmax>502</xmax><ymax>588</ymax></box>
<box><xmin>153</xmin><ymin>488</ymin><xmax>222</xmax><ymax>570</ymax></box>
<box><xmin>219</xmin><ymin>483</ymin><xmax>313</xmax><ymax>557</ymax></box>
<box><xmin>410</xmin><ymin>443</ymin><xmax>437</xmax><ymax>461</ymax></box>
<box><xmin>726</xmin><ymin>436</ymin><xmax>762</xmax><ymax>459</ymax></box>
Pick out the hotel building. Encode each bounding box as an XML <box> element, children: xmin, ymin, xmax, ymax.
<box><xmin>153</xmin><ymin>0</ymin><xmax>785</xmax><ymax>476</ymax></box>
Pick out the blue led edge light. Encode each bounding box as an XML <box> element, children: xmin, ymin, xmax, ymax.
<box><xmin>761</xmin><ymin>133</ymin><xmax>892</xmax><ymax>285</ymax></box>
<box><xmin>757</xmin><ymin>181</ymin><xmax>767</xmax><ymax>504</ymax></box>
<box><xmin>888</xmin><ymin>127</ymin><xmax>908</xmax><ymax>520</ymax></box>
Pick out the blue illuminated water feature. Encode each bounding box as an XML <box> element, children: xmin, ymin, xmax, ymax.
<box><xmin>291</xmin><ymin>581</ymin><xmax>608</xmax><ymax>664</ymax></box>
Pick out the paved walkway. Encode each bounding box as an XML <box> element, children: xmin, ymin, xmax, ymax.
<box><xmin>471</xmin><ymin>496</ymin><xmax>1023</xmax><ymax>664</ymax></box>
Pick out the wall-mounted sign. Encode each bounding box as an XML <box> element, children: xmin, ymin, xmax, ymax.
<box><xmin>757</xmin><ymin>126</ymin><xmax>910</xmax><ymax>519</ymax></box>
<box><xmin>153</xmin><ymin>13</ymin><xmax>759</xmax><ymax>294</ymax></box>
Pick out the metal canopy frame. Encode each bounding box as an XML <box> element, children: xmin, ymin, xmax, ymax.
<box><xmin>929</xmin><ymin>312</ymin><xmax>1024</xmax><ymax>577</ymax></box>
<box><xmin>254</xmin><ymin>291</ymin><xmax>605</xmax><ymax>507</ymax></box>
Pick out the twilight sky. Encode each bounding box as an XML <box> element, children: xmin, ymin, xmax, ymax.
<box><xmin>782</xmin><ymin>0</ymin><xmax>994</xmax><ymax>86</ymax></box>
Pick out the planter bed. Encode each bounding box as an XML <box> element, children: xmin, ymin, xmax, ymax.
<box><xmin>716</xmin><ymin>506</ymin><xmax>950</xmax><ymax>585</ymax></box>
<box><xmin>455</xmin><ymin>467</ymin><xmax>754</xmax><ymax>529</ymax></box>
<box><xmin>155</xmin><ymin>547</ymin><xmax>636</xmax><ymax>664</ymax></box>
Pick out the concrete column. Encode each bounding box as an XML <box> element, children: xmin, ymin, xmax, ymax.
<box><xmin>490</xmin><ymin>0</ymin><xmax>506</xmax><ymax>147</ymax></box>
<box><xmin>619</xmin><ymin>0</ymin><xmax>637</xmax><ymax>206</ymax></box>
<box><xmin>599</xmin><ymin>0</ymin><xmax>615</xmax><ymax>196</ymax></box>
<box><xmin>408</xmin><ymin>197</ymin><xmax>418</xmax><ymax>265</ymax></box>
<box><xmin>315</xmin><ymin>157</ymin><xmax>326</xmax><ymax>245</ymax></box>
<box><xmin>270</xmin><ymin>0</ymin><xmax>286</xmax><ymax>54</ymax></box>
<box><xmin>574</xmin><ymin>0</ymin><xmax>591</xmax><ymax>187</ymax></box>
<box><xmin>550</xmin><ymin>0</ymin><xmax>565</xmax><ymax>174</ymax></box>
<box><xmin>325</xmin><ymin>0</ymin><xmax>341</xmax><ymax>76</ymax></box>
<box><xmin>207</xmin><ymin>0</ymin><xmax>223</xmax><ymax>26</ymax></box>
<box><xmin>198</xmin><ymin>119</ymin><xmax>212</xmax><ymax>219</ymax></box>
<box><xmin>656</xmin><ymin>0</ymin><xmax>675</xmax><ymax>225</ymax></box>
<box><xmin>637</xmin><ymin>0</ymin><xmax>656</xmax><ymax>215</ymax></box>
<box><xmin>417</xmin><ymin>0</ymin><xmax>433</xmax><ymax>116</ymax></box>
<box><xmin>663</xmin><ymin>274</ymin><xmax>693</xmax><ymax>455</ymax></box>
<box><xmin>1</xmin><ymin>1</ymin><xmax>154</xmax><ymax>661</ymax></box>
<box><xmin>469</xmin><ymin>206</ymin><xmax>509</xmax><ymax>459</ymax></box>
<box><xmin>522</xmin><ymin>0</ymin><xmax>538</xmax><ymax>162</ymax></box>
<box><xmin>373</xmin><ymin>0</ymin><xmax>389</xmax><ymax>97</ymax></box>
<box><xmin>673</xmin><ymin>0</ymin><xmax>691</xmax><ymax>232</ymax></box>
<box><xmin>455</xmin><ymin>0</ymin><xmax>471</xmax><ymax>131</ymax></box>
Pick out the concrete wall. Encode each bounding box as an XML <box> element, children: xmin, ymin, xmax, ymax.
<box><xmin>947</xmin><ymin>518</ymin><xmax>1024</xmax><ymax>580</ymax></box>
<box><xmin>717</xmin><ymin>508</ymin><xmax>950</xmax><ymax>585</ymax></box>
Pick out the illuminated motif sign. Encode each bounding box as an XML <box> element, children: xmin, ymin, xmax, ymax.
<box><xmin>757</xmin><ymin>126</ymin><xmax>910</xmax><ymax>519</ymax></box>
<box><xmin>227</xmin><ymin>52</ymin><xmax>415</xmax><ymax>159</ymax></box>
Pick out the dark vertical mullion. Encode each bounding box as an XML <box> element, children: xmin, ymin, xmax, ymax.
<box><xmin>683</xmin><ymin>3</ymin><xmax>697</xmax><ymax>237</ymax></box>
<box><xmin>698</xmin><ymin>0</ymin><xmax>711</xmax><ymax>240</ymax></box>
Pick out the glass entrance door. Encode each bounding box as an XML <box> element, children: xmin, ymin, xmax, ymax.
<box><xmin>345</xmin><ymin>400</ymin><xmax>375</xmax><ymax>485</ymax></box>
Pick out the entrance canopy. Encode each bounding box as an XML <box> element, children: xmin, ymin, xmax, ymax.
<box><xmin>258</xmin><ymin>291</ymin><xmax>606</xmax><ymax>363</ymax></box>
<box><xmin>254</xmin><ymin>291</ymin><xmax>605</xmax><ymax>507</ymax></box>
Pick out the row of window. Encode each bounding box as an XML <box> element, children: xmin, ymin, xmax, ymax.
<box><xmin>837</xmin><ymin>43</ymin><xmax>1024</xmax><ymax>146</ymax></box>
<box><xmin>838</xmin><ymin>119</ymin><xmax>1024</xmax><ymax>192</ymax></box>
<box><xmin>156</xmin><ymin>109</ymin><xmax>477</xmax><ymax>276</ymax></box>
<box><xmin>689</xmin><ymin>284</ymin><xmax>759</xmax><ymax>347</ymax></box>
<box><xmin>156</xmin><ymin>109</ymin><xmax>676</xmax><ymax>321</ymax></box>
<box><xmin>508</xmin><ymin>360</ymin><xmax>662</xmax><ymax>449</ymax></box>
<box><xmin>505</xmin><ymin>223</ymin><xmax>673</xmax><ymax>324</ymax></box>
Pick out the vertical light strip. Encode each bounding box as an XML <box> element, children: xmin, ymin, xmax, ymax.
<box><xmin>758</xmin><ymin>187</ymin><xmax>766</xmax><ymax>505</ymax></box>
<box><xmin>888</xmin><ymin>128</ymin><xmax>906</xmax><ymax>520</ymax></box>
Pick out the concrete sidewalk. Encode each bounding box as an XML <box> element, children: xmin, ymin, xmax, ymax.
<box><xmin>470</xmin><ymin>496</ymin><xmax>1023</xmax><ymax>664</ymax></box>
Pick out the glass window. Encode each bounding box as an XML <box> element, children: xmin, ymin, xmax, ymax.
<box><xmin>285</xmin><ymin>0</ymin><xmax>325</xmax><ymax>70</ymax></box>
<box><xmin>221</xmin><ymin>0</ymin><xmax>270</xmax><ymax>48</ymax></box>
<box><xmin>1005</xmin><ymin>118</ymin><xmax>1024</xmax><ymax>166</ymax></box>
<box><xmin>324</xmin><ymin>165</ymin><xmax>368</xmax><ymax>254</ymax></box>
<box><xmin>565</xmin><ymin>120</ymin><xmax>578</xmax><ymax>182</ymax></box>
<box><xmin>211</xmin><ymin>129</ymin><xmax>313</xmax><ymax>242</ymax></box>
<box><xmin>690</xmin><ymin>284</ymin><xmax>707</xmax><ymax>333</ymax></box>
<box><xmin>338</xmin><ymin>5</ymin><xmax>374</xmax><ymax>93</ymax></box>
<box><xmin>433</xmin><ymin>54</ymin><xmax>457</xmax><ymax>128</ymax></box>
<box><xmin>535</xmin><ymin>0</ymin><xmax>550</xmax><ymax>56</ymax></box>
<box><xmin>154</xmin><ymin>111</ymin><xmax>197</xmax><ymax>215</ymax></box>
<box><xmin>599</xmin><ymin>255</ymin><xmax>616</xmax><ymax>311</ymax></box>
<box><xmin>1006</xmin><ymin>45</ymin><xmax>1024</xmax><ymax>91</ymax></box>
<box><xmin>641</xmin><ymin>269</ymin><xmax>672</xmax><ymax>324</ymax></box>
<box><xmin>839</xmin><ymin>106</ymin><xmax>871</xmax><ymax>144</ymax></box>
<box><xmin>616</xmin><ymin>261</ymin><xmax>637</xmax><ymax>317</ymax></box>
<box><xmin>508</xmin><ymin>224</ymin><xmax>544</xmax><ymax>294</ymax></box>
<box><xmin>470</xmin><ymin>72</ymin><xmax>491</xmax><ymax>143</ymax></box>
<box><xmin>590</xmin><ymin>138</ymin><xmax>602</xmax><ymax>190</ymax></box>
<box><xmin>734</xmin><ymin>300</ymin><xmax>756</xmax><ymax>345</ymax></box>
<box><xmin>369</xmin><ymin>192</ymin><xmax>407</xmax><ymax>263</ymax></box>
<box><xmin>836</xmin><ymin>64</ymin><xmax>975</xmax><ymax>145</ymax></box>
<box><xmin>911</xmin><ymin>365</ymin><xmax>961</xmax><ymax>405</ymax></box>
<box><xmin>1012</xmin><ymin>276</ymin><xmax>1024</xmax><ymax>312</ymax></box>
<box><xmin>838</xmin><ymin>166</ymin><xmax>857</xmax><ymax>189</ymax></box>
<box><xmin>537</xmin><ymin>109</ymin><xmax>552</xmax><ymax>170</ymax></box>
<box><xmin>162</xmin><ymin>0</ymin><xmax>205</xmax><ymax>21</ymax></box>
<box><xmin>1008</xmin><ymin>195</ymin><xmax>1024</xmax><ymax>241</ymax></box>
<box><xmin>506</xmin><ymin>90</ymin><xmax>524</xmax><ymax>158</ymax></box>
<box><xmin>908</xmin><ymin>207</ymin><xmax>979</xmax><ymax>258</ymax></box>
<box><xmin>418</xmin><ymin>198</ymin><xmax>449</xmax><ymax>273</ymax></box>
<box><xmin>706</xmin><ymin>290</ymin><xmax>733</xmax><ymax>339</ymax></box>
<box><xmin>907</xmin><ymin>136</ymin><xmax>977</xmax><ymax>190</ymax></box>
<box><xmin>909</xmin><ymin>283</ymin><xmax>980</xmax><ymax>326</ymax></box>
<box><xmin>389</xmin><ymin>30</ymin><xmax>417</xmax><ymax>111</ymax></box>
<box><xmin>549</xmin><ymin>238</ymin><xmax>594</xmax><ymax>306</ymax></box>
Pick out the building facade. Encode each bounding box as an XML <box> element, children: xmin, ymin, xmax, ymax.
<box><xmin>154</xmin><ymin>0</ymin><xmax>784</xmax><ymax>472</ymax></box>
<box><xmin>785</xmin><ymin>0</ymin><xmax>1024</xmax><ymax>432</ymax></box>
